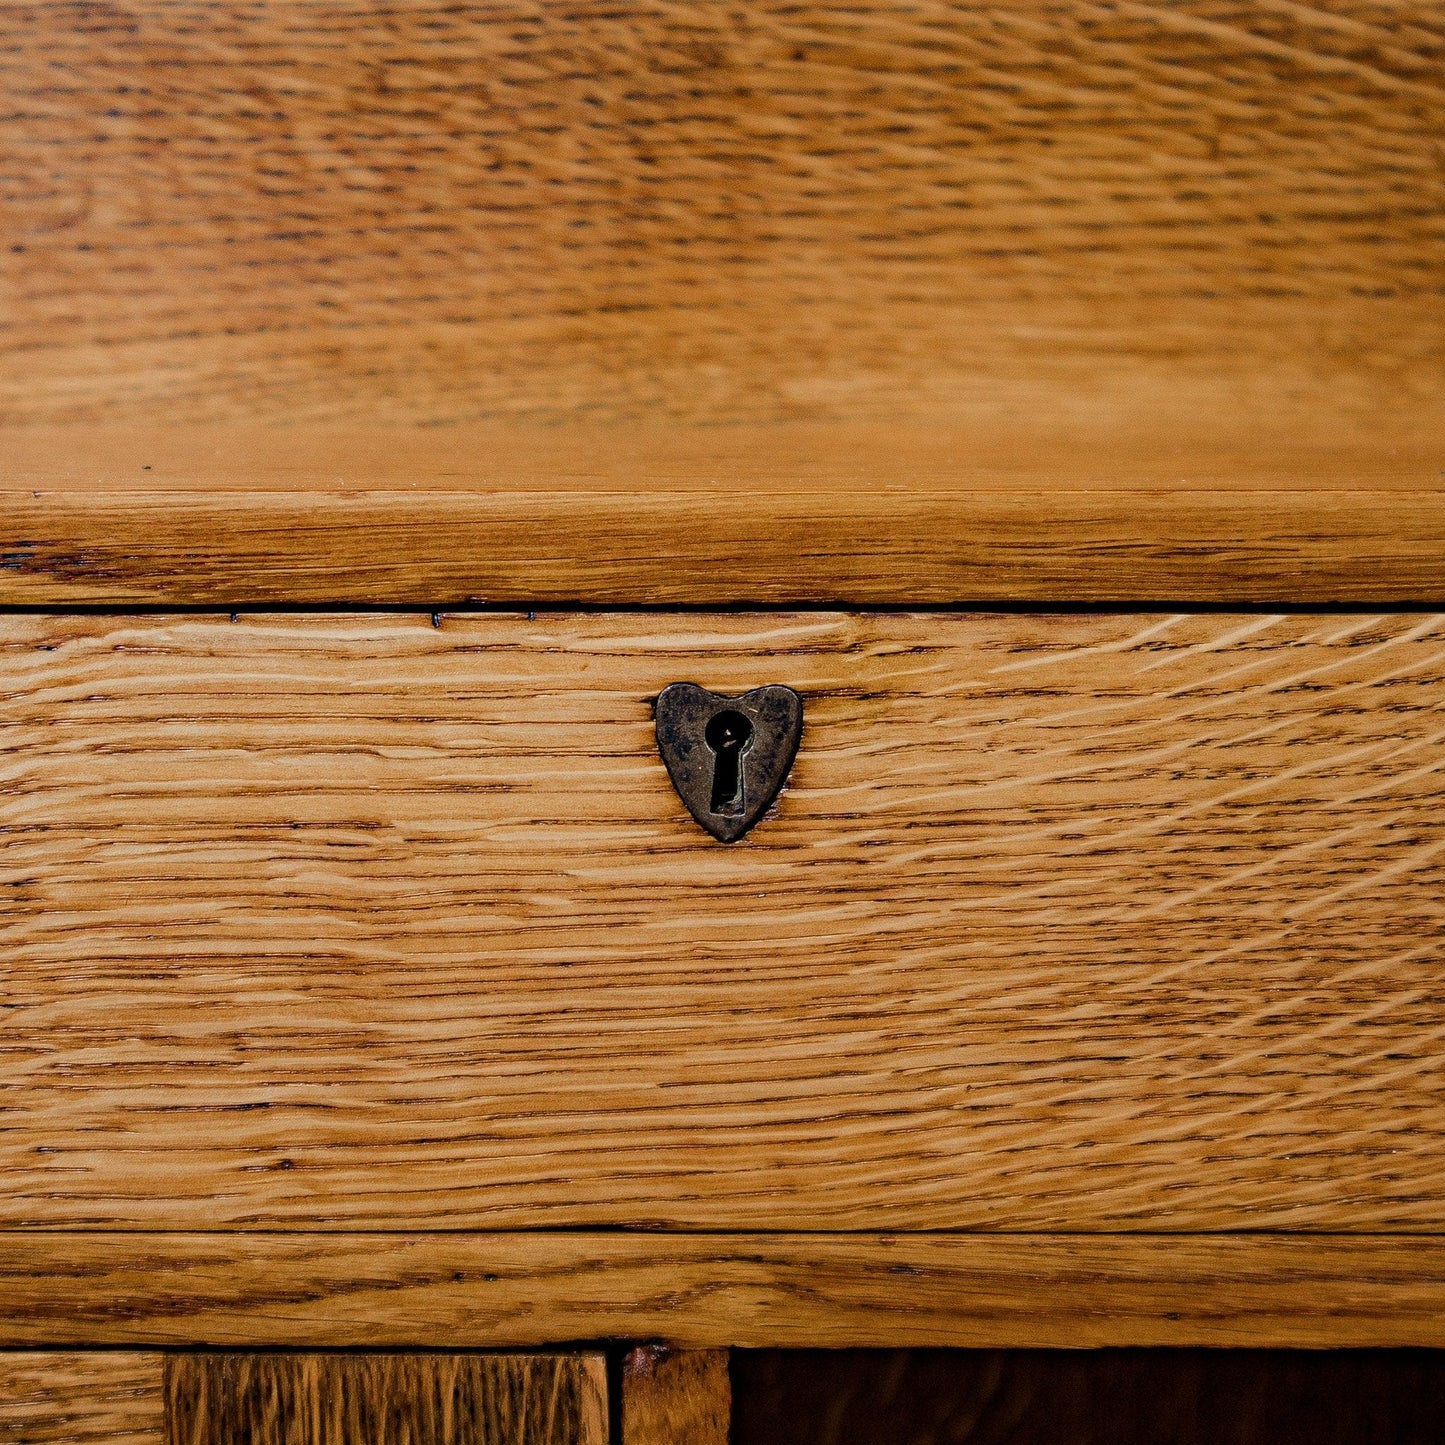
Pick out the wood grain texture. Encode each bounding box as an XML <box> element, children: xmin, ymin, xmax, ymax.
<box><xmin>0</xmin><ymin>3</ymin><xmax>1440</xmax><ymax>439</ymax></box>
<box><xmin>1</xmin><ymin>425</ymin><xmax>1443</xmax><ymax>605</ymax></box>
<box><xmin>731</xmin><ymin>1349</ymin><xmax>1445</xmax><ymax>1445</ymax></box>
<box><xmin>165</xmin><ymin>1354</ymin><xmax>606</xmax><ymax>1445</ymax></box>
<box><xmin>2</xmin><ymin>610</ymin><xmax>1444</xmax><ymax>1231</ymax></box>
<box><xmin>0</xmin><ymin>1354</ymin><xmax>163</xmax><ymax>1445</ymax></box>
<box><xmin>4</xmin><ymin>1233</ymin><xmax>1445</xmax><ymax>1349</ymax></box>
<box><xmin>622</xmin><ymin>1349</ymin><xmax>729</xmax><ymax>1445</ymax></box>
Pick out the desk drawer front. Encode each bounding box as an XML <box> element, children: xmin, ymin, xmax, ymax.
<box><xmin>2</xmin><ymin>612</ymin><xmax>1442</xmax><ymax>1231</ymax></box>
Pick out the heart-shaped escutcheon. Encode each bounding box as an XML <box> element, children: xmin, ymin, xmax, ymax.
<box><xmin>654</xmin><ymin>682</ymin><xmax>803</xmax><ymax>842</ymax></box>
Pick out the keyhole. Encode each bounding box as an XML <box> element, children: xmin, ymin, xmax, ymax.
<box><xmin>705</xmin><ymin>709</ymin><xmax>754</xmax><ymax>815</ymax></box>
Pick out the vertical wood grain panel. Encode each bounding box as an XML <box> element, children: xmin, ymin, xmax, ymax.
<box><xmin>622</xmin><ymin>1349</ymin><xmax>730</xmax><ymax>1445</ymax></box>
<box><xmin>164</xmin><ymin>1354</ymin><xmax>607</xmax><ymax>1445</ymax></box>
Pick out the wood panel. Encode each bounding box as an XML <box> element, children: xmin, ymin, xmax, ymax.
<box><xmin>0</xmin><ymin>4</ymin><xmax>1440</xmax><ymax>438</ymax></box>
<box><xmin>731</xmin><ymin>1349</ymin><xmax>1445</xmax><ymax>1445</ymax></box>
<box><xmin>165</xmin><ymin>1354</ymin><xmax>606</xmax><ymax>1445</ymax></box>
<box><xmin>3</xmin><ymin>1233</ymin><xmax>1445</xmax><ymax>1349</ymax></box>
<box><xmin>1</xmin><ymin>425</ymin><xmax>1443</xmax><ymax>605</ymax></box>
<box><xmin>2</xmin><ymin>611</ymin><xmax>1444</xmax><ymax>1230</ymax></box>
<box><xmin>0</xmin><ymin>1354</ymin><xmax>163</xmax><ymax>1445</ymax></box>
<box><xmin>622</xmin><ymin>1349</ymin><xmax>730</xmax><ymax>1445</ymax></box>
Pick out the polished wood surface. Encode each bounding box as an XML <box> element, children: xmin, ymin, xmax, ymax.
<box><xmin>2</xmin><ymin>611</ymin><xmax>1443</xmax><ymax>1231</ymax></box>
<box><xmin>4</xmin><ymin>2</ymin><xmax>1440</xmax><ymax>605</ymax></box>
<box><xmin>1</xmin><ymin>3</ymin><xmax>1439</xmax><ymax>446</ymax></box>
<box><xmin>0</xmin><ymin>1354</ymin><xmax>163</xmax><ymax>1445</ymax></box>
<box><xmin>1</xmin><ymin>425</ymin><xmax>1442</xmax><ymax>604</ymax></box>
<box><xmin>165</xmin><ymin>1354</ymin><xmax>606</xmax><ymax>1445</ymax></box>
<box><xmin>6</xmin><ymin>0</ymin><xmax>1442</xmax><ymax>1365</ymax></box>
<box><xmin>622</xmin><ymin>1349</ymin><xmax>730</xmax><ymax>1445</ymax></box>
<box><xmin>2</xmin><ymin>1233</ymin><xmax>1444</xmax><ymax>1349</ymax></box>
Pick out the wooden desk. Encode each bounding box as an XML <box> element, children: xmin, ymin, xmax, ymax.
<box><xmin>1</xmin><ymin>4</ymin><xmax>1442</xmax><ymax>1440</ymax></box>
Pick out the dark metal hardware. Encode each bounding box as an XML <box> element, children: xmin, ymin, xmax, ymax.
<box><xmin>654</xmin><ymin>682</ymin><xmax>803</xmax><ymax>843</ymax></box>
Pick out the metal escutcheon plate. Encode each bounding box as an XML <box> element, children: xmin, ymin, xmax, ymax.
<box><xmin>654</xmin><ymin>682</ymin><xmax>803</xmax><ymax>842</ymax></box>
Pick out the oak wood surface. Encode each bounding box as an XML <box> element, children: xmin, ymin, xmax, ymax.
<box><xmin>622</xmin><ymin>1349</ymin><xmax>730</xmax><ymax>1445</ymax></box>
<box><xmin>165</xmin><ymin>1354</ymin><xmax>607</xmax><ymax>1445</ymax></box>
<box><xmin>2</xmin><ymin>611</ymin><xmax>1443</xmax><ymax>1231</ymax></box>
<box><xmin>1</xmin><ymin>425</ymin><xmax>1443</xmax><ymax>605</ymax></box>
<box><xmin>1</xmin><ymin>3</ymin><xmax>1440</xmax><ymax>445</ymax></box>
<box><xmin>0</xmin><ymin>1354</ymin><xmax>163</xmax><ymax>1445</ymax></box>
<box><xmin>3</xmin><ymin>1233</ymin><xmax>1445</xmax><ymax>1349</ymax></box>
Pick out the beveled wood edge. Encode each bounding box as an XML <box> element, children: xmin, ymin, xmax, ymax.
<box><xmin>2</xmin><ymin>426</ymin><xmax>1442</xmax><ymax>604</ymax></box>
<box><xmin>7</xmin><ymin>424</ymin><xmax>1440</xmax><ymax>494</ymax></box>
<box><xmin>2</xmin><ymin>1233</ymin><xmax>1443</xmax><ymax>1349</ymax></box>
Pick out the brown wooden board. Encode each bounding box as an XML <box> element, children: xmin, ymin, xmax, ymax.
<box><xmin>1</xmin><ymin>612</ymin><xmax>1444</xmax><ymax>1232</ymax></box>
<box><xmin>3</xmin><ymin>1234</ymin><xmax>1445</xmax><ymax>1350</ymax></box>
<box><xmin>0</xmin><ymin>426</ymin><xmax>1442</xmax><ymax>605</ymax></box>
<box><xmin>2</xmin><ymin>5</ymin><xmax>1442</xmax><ymax>604</ymax></box>
<box><xmin>0</xmin><ymin>1354</ymin><xmax>163</xmax><ymax>1445</ymax></box>
<box><xmin>164</xmin><ymin>1354</ymin><xmax>606</xmax><ymax>1445</ymax></box>
<box><xmin>0</xmin><ymin>4</ymin><xmax>1440</xmax><ymax>444</ymax></box>
<box><xmin>622</xmin><ymin>1349</ymin><xmax>730</xmax><ymax>1445</ymax></box>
